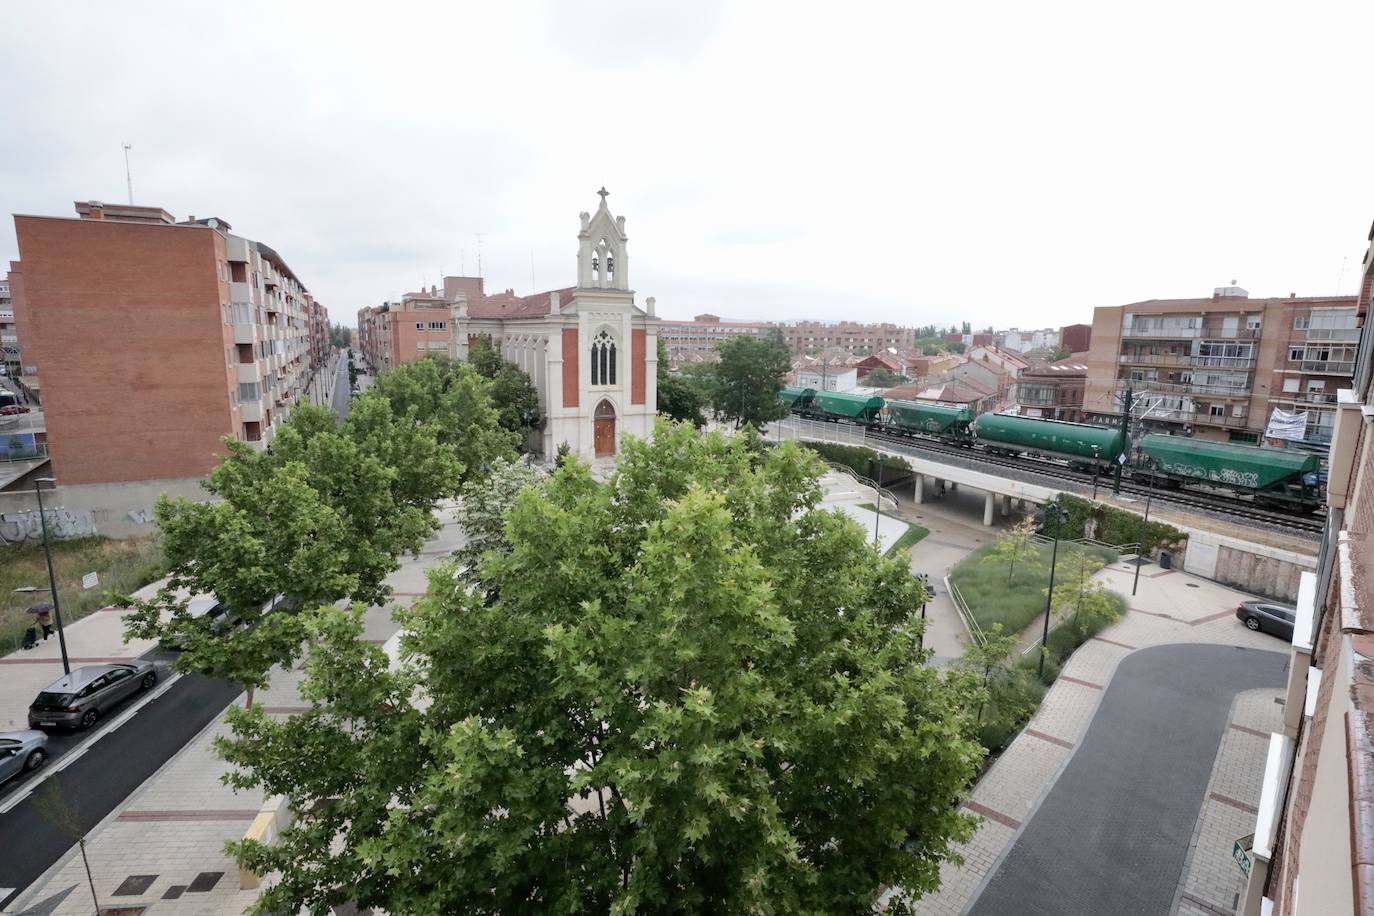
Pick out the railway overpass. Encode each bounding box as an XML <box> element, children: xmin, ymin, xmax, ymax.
<box><xmin>768</xmin><ymin>417</ymin><xmax>1062</xmax><ymax>526</ymax></box>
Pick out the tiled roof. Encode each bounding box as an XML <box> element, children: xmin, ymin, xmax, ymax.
<box><xmin>468</xmin><ymin>287</ymin><xmax>576</xmax><ymax>319</ymax></box>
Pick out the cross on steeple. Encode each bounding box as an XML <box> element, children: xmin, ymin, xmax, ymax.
<box><xmin>597</xmin><ymin>186</ymin><xmax>609</xmax><ymax>203</ymax></box>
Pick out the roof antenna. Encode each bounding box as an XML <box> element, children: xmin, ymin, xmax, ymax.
<box><xmin>530</xmin><ymin>249</ymin><xmax>536</xmax><ymax>293</ymax></box>
<box><xmin>475</xmin><ymin>233</ymin><xmax>483</xmax><ymax>277</ymax></box>
<box><xmin>1335</xmin><ymin>256</ymin><xmax>1349</xmax><ymax>294</ymax></box>
<box><xmin>122</xmin><ymin>143</ymin><xmax>134</xmax><ymax>204</ymax></box>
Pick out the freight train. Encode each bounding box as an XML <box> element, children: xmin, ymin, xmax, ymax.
<box><xmin>779</xmin><ymin>386</ymin><xmax>1323</xmax><ymax>514</ymax></box>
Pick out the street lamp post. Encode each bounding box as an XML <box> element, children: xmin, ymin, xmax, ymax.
<box><xmin>27</xmin><ymin>478</ymin><xmax>70</xmax><ymax>674</ymax></box>
<box><xmin>873</xmin><ymin>458</ymin><xmax>884</xmax><ymax>547</ymax></box>
<box><xmin>1132</xmin><ymin>481</ymin><xmax>1154</xmax><ymax>597</ymax></box>
<box><xmin>1091</xmin><ymin>445</ymin><xmax>1101</xmax><ymax>500</ymax></box>
<box><xmin>1038</xmin><ymin>506</ymin><xmax>1064</xmax><ymax>679</ymax></box>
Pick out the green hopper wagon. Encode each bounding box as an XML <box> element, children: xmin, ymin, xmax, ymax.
<box><xmin>807</xmin><ymin>391</ymin><xmax>885</xmax><ymax>424</ymax></box>
<box><xmin>779</xmin><ymin>386</ymin><xmax>816</xmax><ymax>410</ymax></box>
<box><xmin>973</xmin><ymin>413</ymin><xmax>1125</xmax><ymax>465</ymax></box>
<box><xmin>1139</xmin><ymin>435</ymin><xmax>1320</xmax><ymax>494</ymax></box>
<box><xmin>883</xmin><ymin>400</ymin><xmax>975</xmax><ymax>439</ymax></box>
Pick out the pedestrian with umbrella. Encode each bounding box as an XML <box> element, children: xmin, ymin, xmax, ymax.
<box><xmin>29</xmin><ymin>603</ymin><xmax>54</xmax><ymax>641</ymax></box>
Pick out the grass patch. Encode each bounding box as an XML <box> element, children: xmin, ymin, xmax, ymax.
<box><xmin>886</xmin><ymin>523</ymin><xmax>929</xmax><ymax>557</ymax></box>
<box><xmin>855</xmin><ymin>504</ymin><xmax>929</xmax><ymax>557</ymax></box>
<box><xmin>0</xmin><ymin>536</ymin><xmax>165</xmax><ymax>653</ymax></box>
<box><xmin>950</xmin><ymin>541</ymin><xmax>1118</xmax><ymax>635</ymax></box>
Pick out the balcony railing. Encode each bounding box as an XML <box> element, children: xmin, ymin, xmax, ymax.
<box><xmin>1192</xmin><ymin>355</ymin><xmax>1258</xmax><ymax>369</ymax></box>
<box><xmin>1126</xmin><ymin>380</ymin><xmax>1251</xmax><ymax>398</ymax></box>
<box><xmin>1298</xmin><ymin>360</ymin><xmax>1355</xmax><ymax>374</ymax></box>
<box><xmin>1199</xmin><ymin>327</ymin><xmax>1260</xmax><ymax>340</ymax></box>
<box><xmin>1302</xmin><ymin>326</ymin><xmax>1360</xmax><ymax>342</ymax></box>
<box><xmin>1122</xmin><ymin>326</ymin><xmax>1202</xmax><ymax>339</ymax></box>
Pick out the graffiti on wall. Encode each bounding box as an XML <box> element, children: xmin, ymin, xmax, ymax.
<box><xmin>0</xmin><ymin>508</ymin><xmax>98</xmax><ymax>543</ymax></box>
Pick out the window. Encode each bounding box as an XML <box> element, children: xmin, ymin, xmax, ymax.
<box><xmin>1246</xmin><ymin>317</ymin><xmax>1261</xmax><ymax>330</ymax></box>
<box><xmin>1294</xmin><ymin>316</ymin><xmax>1310</xmax><ymax>330</ymax></box>
<box><xmin>1289</xmin><ymin>348</ymin><xmax>1304</xmax><ymax>362</ymax></box>
<box><xmin>1210</xmin><ymin>404</ymin><xmax>1225</xmax><ymax>417</ymax></box>
<box><xmin>416</xmin><ymin>322</ymin><xmax>425</xmax><ymax>331</ymax></box>
<box><xmin>1283</xmin><ymin>378</ymin><xmax>1301</xmax><ymax>393</ymax></box>
<box><xmin>591</xmin><ymin>329</ymin><xmax>616</xmax><ymax>385</ymax></box>
<box><xmin>238</xmin><ymin>382</ymin><xmax>260</xmax><ymax>402</ymax></box>
<box><xmin>428</xmin><ymin>321</ymin><xmax>446</xmax><ymax>331</ymax></box>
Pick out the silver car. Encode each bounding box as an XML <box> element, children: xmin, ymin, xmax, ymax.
<box><xmin>0</xmin><ymin>729</ymin><xmax>49</xmax><ymax>784</ymax></box>
<box><xmin>28</xmin><ymin>661</ymin><xmax>159</xmax><ymax>730</ymax></box>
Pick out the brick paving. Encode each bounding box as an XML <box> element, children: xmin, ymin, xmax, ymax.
<box><xmin>912</xmin><ymin>563</ymin><xmax>1290</xmax><ymax>916</ymax></box>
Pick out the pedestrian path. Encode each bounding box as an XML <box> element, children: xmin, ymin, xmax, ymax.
<box><xmin>911</xmin><ymin>563</ymin><xmax>1287</xmax><ymax>916</ymax></box>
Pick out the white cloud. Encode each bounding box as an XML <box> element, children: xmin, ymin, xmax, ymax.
<box><xmin>2</xmin><ymin>0</ymin><xmax>1371</xmax><ymax>329</ymax></box>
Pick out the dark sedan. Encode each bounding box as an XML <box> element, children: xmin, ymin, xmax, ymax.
<box><xmin>1236</xmin><ymin>601</ymin><xmax>1296</xmax><ymax>642</ymax></box>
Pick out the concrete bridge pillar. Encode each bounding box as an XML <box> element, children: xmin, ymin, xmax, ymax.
<box><xmin>984</xmin><ymin>491</ymin><xmax>995</xmax><ymax>527</ymax></box>
<box><xmin>949</xmin><ymin>482</ymin><xmax>958</xmax><ymax>492</ymax></box>
<box><xmin>914</xmin><ymin>474</ymin><xmax>924</xmax><ymax>504</ymax></box>
<box><xmin>1001</xmin><ymin>493</ymin><xmax>1011</xmax><ymax>517</ymax></box>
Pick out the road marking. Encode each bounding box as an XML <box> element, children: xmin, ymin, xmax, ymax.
<box><xmin>0</xmin><ymin>671</ymin><xmax>181</xmax><ymax>815</ymax></box>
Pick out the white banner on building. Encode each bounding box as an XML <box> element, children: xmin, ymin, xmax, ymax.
<box><xmin>1265</xmin><ymin>407</ymin><xmax>1309</xmax><ymax>441</ymax></box>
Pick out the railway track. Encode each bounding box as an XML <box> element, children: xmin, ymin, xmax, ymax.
<box><xmin>790</xmin><ymin>421</ymin><xmax>1325</xmax><ymax>536</ymax></box>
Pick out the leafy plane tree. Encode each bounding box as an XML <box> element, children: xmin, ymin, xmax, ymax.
<box><xmin>219</xmin><ymin>422</ymin><xmax>984</xmax><ymax>914</ymax></box>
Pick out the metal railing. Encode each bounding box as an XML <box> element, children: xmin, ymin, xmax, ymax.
<box><xmin>0</xmin><ymin>442</ymin><xmax>48</xmax><ymax>463</ymax></box>
<box><xmin>946</xmin><ymin>576</ymin><xmax>984</xmax><ymax>647</ymax></box>
<box><xmin>823</xmin><ymin>460</ymin><xmax>899</xmax><ymax>512</ymax></box>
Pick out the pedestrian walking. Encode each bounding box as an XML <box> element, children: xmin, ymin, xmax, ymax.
<box><xmin>34</xmin><ymin>605</ymin><xmax>53</xmax><ymax>640</ymax></box>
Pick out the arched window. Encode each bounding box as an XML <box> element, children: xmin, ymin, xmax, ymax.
<box><xmin>591</xmin><ymin>329</ymin><xmax>616</xmax><ymax>386</ymax></box>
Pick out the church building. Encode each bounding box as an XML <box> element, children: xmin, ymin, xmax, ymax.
<box><xmin>448</xmin><ymin>190</ymin><xmax>659</xmax><ymax>460</ymax></box>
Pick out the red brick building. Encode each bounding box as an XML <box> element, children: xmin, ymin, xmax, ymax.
<box><xmin>1059</xmin><ymin>322</ymin><xmax>1092</xmax><ymax>353</ymax></box>
<box><xmin>8</xmin><ymin>200</ymin><xmax>329</xmax><ymax>485</ymax></box>
<box><xmin>1016</xmin><ymin>357</ymin><xmax>1087</xmax><ymax>421</ymax></box>
<box><xmin>1238</xmin><ymin>221</ymin><xmax>1374</xmax><ymax>916</ymax></box>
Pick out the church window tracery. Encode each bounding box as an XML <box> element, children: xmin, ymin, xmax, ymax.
<box><xmin>591</xmin><ymin>329</ymin><xmax>616</xmax><ymax>385</ymax></box>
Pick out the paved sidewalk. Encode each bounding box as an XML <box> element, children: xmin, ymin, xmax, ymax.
<box><xmin>912</xmin><ymin>561</ymin><xmax>1288</xmax><ymax>915</ymax></box>
<box><xmin>6</xmin><ymin>503</ymin><xmax>465</xmax><ymax>915</ymax></box>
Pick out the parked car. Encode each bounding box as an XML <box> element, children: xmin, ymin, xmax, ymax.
<box><xmin>0</xmin><ymin>729</ymin><xmax>49</xmax><ymax>784</ymax></box>
<box><xmin>161</xmin><ymin>596</ymin><xmax>240</xmax><ymax>650</ymax></box>
<box><xmin>1236</xmin><ymin>601</ymin><xmax>1297</xmax><ymax>641</ymax></box>
<box><xmin>0</xmin><ymin>404</ymin><xmax>30</xmax><ymax>415</ymax></box>
<box><xmin>28</xmin><ymin>661</ymin><xmax>159</xmax><ymax>730</ymax></box>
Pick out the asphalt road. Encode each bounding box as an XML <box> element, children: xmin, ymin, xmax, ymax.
<box><xmin>331</xmin><ymin>357</ymin><xmax>352</xmax><ymax>420</ymax></box>
<box><xmin>0</xmin><ymin>670</ymin><xmax>240</xmax><ymax>909</ymax></box>
<box><xmin>968</xmin><ymin>643</ymin><xmax>1288</xmax><ymax>916</ymax></box>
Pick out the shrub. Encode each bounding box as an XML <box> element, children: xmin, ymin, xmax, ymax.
<box><xmin>1041</xmin><ymin>493</ymin><xmax>1183</xmax><ymax>554</ymax></box>
<box><xmin>798</xmin><ymin>442</ymin><xmax>909</xmax><ymax>482</ymax></box>
<box><xmin>951</xmin><ymin>541</ymin><xmax>1117</xmax><ymax>634</ymax></box>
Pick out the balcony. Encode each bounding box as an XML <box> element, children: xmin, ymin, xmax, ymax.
<box><xmin>1298</xmin><ymin>360</ymin><xmax>1355</xmax><ymax>375</ymax></box>
<box><xmin>230</xmin><ymin>281</ymin><xmax>253</xmax><ymax>303</ymax></box>
<box><xmin>236</xmin><ymin>361</ymin><xmax>261</xmax><ymax>384</ymax></box>
<box><xmin>240</xmin><ymin>401</ymin><xmax>263</xmax><ymax>422</ymax></box>
<box><xmin>1302</xmin><ymin>326</ymin><xmax>1360</xmax><ymax>342</ymax></box>
<box><xmin>233</xmin><ymin>322</ymin><xmax>256</xmax><ymax>345</ymax></box>
<box><xmin>1119</xmin><ymin>352</ymin><xmax>1193</xmax><ymax>367</ymax></box>
<box><xmin>1192</xmin><ymin>355</ymin><xmax>1257</xmax><ymax>369</ymax></box>
<box><xmin>1199</xmin><ymin>327</ymin><xmax>1260</xmax><ymax>340</ymax></box>
<box><xmin>1122</xmin><ymin>326</ymin><xmax>1201</xmax><ymax>339</ymax></box>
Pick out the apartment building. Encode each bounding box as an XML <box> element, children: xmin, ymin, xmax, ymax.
<box><xmin>0</xmin><ymin>277</ymin><xmax>17</xmax><ymax>378</ymax></box>
<box><xmin>7</xmin><ymin>200</ymin><xmax>331</xmax><ymax>485</ymax></box>
<box><xmin>1084</xmin><ymin>287</ymin><xmax>1358</xmax><ymax>444</ymax></box>
<box><xmin>1059</xmin><ymin>322</ymin><xmax>1092</xmax><ymax>353</ymax></box>
<box><xmin>657</xmin><ymin>313</ymin><xmax>774</xmax><ymax>366</ymax></box>
<box><xmin>1018</xmin><ymin>357</ymin><xmax>1087</xmax><ymax>421</ymax></box>
<box><xmin>1236</xmin><ymin>226</ymin><xmax>1373</xmax><ymax>916</ymax></box>
<box><xmin>778</xmin><ymin>320</ymin><xmax>914</xmax><ymax>355</ymax></box>
<box><xmin>356</xmin><ymin>284</ymin><xmax>455</xmax><ymax>373</ymax></box>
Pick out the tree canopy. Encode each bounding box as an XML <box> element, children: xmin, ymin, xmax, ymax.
<box><xmin>467</xmin><ymin>337</ymin><xmax>544</xmax><ymax>443</ymax></box>
<box><xmin>708</xmin><ymin>334</ymin><xmax>792</xmax><ymax>429</ymax></box>
<box><xmin>124</xmin><ymin>359</ymin><xmax>514</xmax><ymax>705</ymax></box>
<box><xmin>217</xmin><ymin>422</ymin><xmax>984</xmax><ymax>914</ymax></box>
<box><xmin>655</xmin><ymin>339</ymin><xmax>707</xmax><ymax>428</ymax></box>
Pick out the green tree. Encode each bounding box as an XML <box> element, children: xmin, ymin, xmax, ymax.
<box><xmin>1047</xmin><ymin>551</ymin><xmax>1119</xmax><ymax>635</ymax></box>
<box><xmin>947</xmin><ymin>341</ymin><xmax>966</xmax><ymax>354</ymax></box>
<box><xmin>453</xmin><ymin>455</ymin><xmax>544</xmax><ymax>581</ymax></box>
<box><xmin>865</xmin><ymin>367</ymin><xmax>905</xmax><ymax>388</ymax></box>
<box><xmin>370</xmin><ymin>355</ymin><xmax>517</xmax><ymax>479</ymax></box>
<box><xmin>461</xmin><ymin>338</ymin><xmax>544</xmax><ymax>443</ymax></box>
<box><xmin>709</xmin><ymin>335</ymin><xmax>792</xmax><ymax>429</ymax></box>
<box><xmin>329</xmin><ymin>322</ymin><xmax>353</xmax><ymax>349</ymax></box>
<box><xmin>123</xmin><ymin>444</ymin><xmax>359</xmax><ymax>706</ymax></box>
<box><xmin>983</xmin><ymin>516</ymin><xmax>1039</xmax><ymax>584</ymax></box>
<box><xmin>1049</xmin><ymin>344</ymin><xmax>1073</xmax><ymax>361</ymax></box>
<box><xmin>217</xmin><ymin>423</ymin><xmax>983</xmax><ymax>914</ymax></box>
<box><xmin>961</xmin><ymin>623</ymin><xmax>1020</xmax><ymax>723</ymax></box>
<box><xmin>655</xmin><ymin>339</ymin><xmax>707</xmax><ymax>428</ymax></box>
<box><xmin>961</xmin><ymin>321</ymin><xmax>972</xmax><ymax>335</ymax></box>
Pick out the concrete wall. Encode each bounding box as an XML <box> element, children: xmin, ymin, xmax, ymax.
<box><xmin>0</xmin><ymin>476</ymin><xmax>209</xmax><ymax>541</ymax></box>
<box><xmin>1174</xmin><ymin>523</ymin><xmax>1317</xmax><ymax>602</ymax></box>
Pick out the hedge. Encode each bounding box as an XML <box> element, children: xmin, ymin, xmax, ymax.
<box><xmin>1039</xmin><ymin>493</ymin><xmax>1184</xmax><ymax>554</ymax></box>
<box><xmin>799</xmin><ymin>442</ymin><xmax>910</xmax><ymax>482</ymax></box>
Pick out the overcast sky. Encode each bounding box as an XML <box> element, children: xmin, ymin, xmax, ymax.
<box><xmin>3</xmin><ymin>1</ymin><xmax>1371</xmax><ymax>329</ymax></box>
